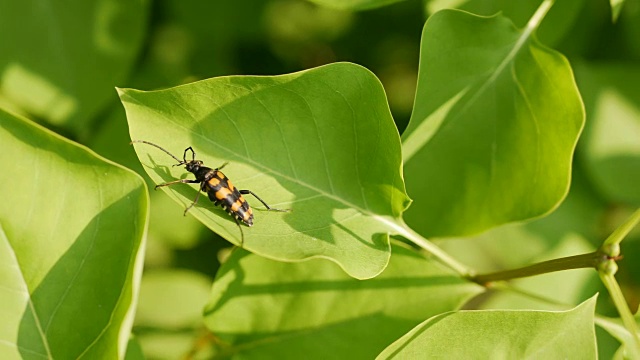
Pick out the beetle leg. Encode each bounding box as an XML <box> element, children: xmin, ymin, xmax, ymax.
<box><xmin>183</xmin><ymin>182</ymin><xmax>205</xmax><ymax>215</ymax></box>
<box><xmin>155</xmin><ymin>178</ymin><xmax>200</xmax><ymax>190</ymax></box>
<box><xmin>233</xmin><ymin>216</ymin><xmax>244</xmax><ymax>247</ymax></box>
<box><xmin>216</xmin><ymin>162</ymin><xmax>229</xmax><ymax>171</ymax></box>
<box><xmin>239</xmin><ymin>190</ymin><xmax>290</xmax><ymax>212</ymax></box>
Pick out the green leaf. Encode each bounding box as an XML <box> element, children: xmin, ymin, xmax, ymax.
<box><xmin>402</xmin><ymin>9</ymin><xmax>584</xmax><ymax>237</ymax></box>
<box><xmin>120</xmin><ymin>62</ymin><xmax>411</xmax><ymax>279</ymax></box>
<box><xmin>575</xmin><ymin>63</ymin><xmax>640</xmax><ymax>205</ymax></box>
<box><xmin>124</xmin><ymin>337</ymin><xmax>145</xmax><ymax>360</ymax></box>
<box><xmin>0</xmin><ymin>109</ymin><xmax>148</xmax><ymax>359</ymax></box>
<box><xmin>426</xmin><ymin>0</ymin><xmax>589</xmax><ymax>47</ymax></box>
<box><xmin>377</xmin><ymin>296</ymin><xmax>598</xmax><ymax>359</ymax></box>
<box><xmin>306</xmin><ymin>0</ymin><xmax>407</xmax><ymax>11</ymax></box>
<box><xmin>596</xmin><ymin>315</ymin><xmax>640</xmax><ymax>359</ymax></box>
<box><xmin>599</xmin><ymin>273</ymin><xmax>640</xmax><ymax>356</ymax></box>
<box><xmin>0</xmin><ymin>0</ymin><xmax>148</xmax><ymax>133</ymax></box>
<box><xmin>203</xmin><ymin>241</ymin><xmax>483</xmax><ymax>359</ymax></box>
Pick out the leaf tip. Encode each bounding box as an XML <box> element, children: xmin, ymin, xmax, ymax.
<box><xmin>115</xmin><ymin>87</ymin><xmax>133</xmax><ymax>100</ymax></box>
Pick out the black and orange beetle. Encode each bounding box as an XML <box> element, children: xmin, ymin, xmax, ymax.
<box><xmin>131</xmin><ymin>140</ymin><xmax>289</xmax><ymax>244</ymax></box>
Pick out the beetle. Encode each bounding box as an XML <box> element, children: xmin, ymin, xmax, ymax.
<box><xmin>131</xmin><ymin>140</ymin><xmax>289</xmax><ymax>245</ymax></box>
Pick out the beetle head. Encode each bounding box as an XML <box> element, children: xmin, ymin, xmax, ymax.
<box><xmin>184</xmin><ymin>160</ymin><xmax>203</xmax><ymax>173</ymax></box>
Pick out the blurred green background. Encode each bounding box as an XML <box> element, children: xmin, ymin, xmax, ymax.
<box><xmin>1</xmin><ymin>0</ymin><xmax>639</xmax><ymax>358</ymax></box>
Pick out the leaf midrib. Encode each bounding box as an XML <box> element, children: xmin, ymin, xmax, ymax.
<box><xmin>3</xmin><ymin>239</ymin><xmax>52</xmax><ymax>358</ymax></box>
<box><xmin>194</xmin><ymin>130</ymin><xmax>401</xmax><ymax>229</ymax></box>
<box><xmin>453</xmin><ymin>16</ymin><xmax>535</xmax><ymax>122</ymax></box>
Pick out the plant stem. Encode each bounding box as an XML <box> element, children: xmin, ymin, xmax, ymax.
<box><xmin>472</xmin><ymin>252</ymin><xmax>603</xmax><ymax>285</ymax></box>
<box><xmin>526</xmin><ymin>0</ymin><xmax>554</xmax><ymax>35</ymax></box>
<box><xmin>395</xmin><ymin>207</ymin><xmax>638</xmax><ymax>290</ymax></box>
<box><xmin>406</xmin><ymin>227</ymin><xmax>475</xmax><ymax>277</ymax></box>
<box><xmin>385</xmin><ymin>218</ymin><xmax>474</xmax><ymax>278</ymax></box>
<box><xmin>600</xmin><ymin>273</ymin><xmax>640</xmax><ymax>355</ymax></box>
<box><xmin>597</xmin><ymin>208</ymin><xmax>640</xmax><ymax>354</ymax></box>
<box><xmin>603</xmin><ymin>208</ymin><xmax>640</xmax><ymax>248</ymax></box>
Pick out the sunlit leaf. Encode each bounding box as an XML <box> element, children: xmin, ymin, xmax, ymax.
<box><xmin>426</xmin><ymin>0</ymin><xmax>589</xmax><ymax>47</ymax></box>
<box><xmin>120</xmin><ymin>62</ymin><xmax>411</xmax><ymax>279</ymax></box>
<box><xmin>0</xmin><ymin>109</ymin><xmax>147</xmax><ymax>359</ymax></box>
<box><xmin>203</xmin><ymin>241</ymin><xmax>482</xmax><ymax>358</ymax></box>
<box><xmin>377</xmin><ymin>296</ymin><xmax>597</xmax><ymax>359</ymax></box>
<box><xmin>402</xmin><ymin>10</ymin><xmax>584</xmax><ymax>237</ymax></box>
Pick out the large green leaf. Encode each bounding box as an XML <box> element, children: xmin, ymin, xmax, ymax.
<box><xmin>377</xmin><ymin>296</ymin><xmax>597</xmax><ymax>359</ymax></box>
<box><xmin>426</xmin><ymin>0</ymin><xmax>589</xmax><ymax>47</ymax></box>
<box><xmin>120</xmin><ymin>62</ymin><xmax>411</xmax><ymax>279</ymax></box>
<box><xmin>0</xmin><ymin>109</ymin><xmax>148</xmax><ymax>359</ymax></box>
<box><xmin>203</xmin><ymin>241</ymin><xmax>483</xmax><ymax>359</ymax></box>
<box><xmin>402</xmin><ymin>10</ymin><xmax>584</xmax><ymax>237</ymax></box>
<box><xmin>0</xmin><ymin>0</ymin><xmax>147</xmax><ymax>134</ymax></box>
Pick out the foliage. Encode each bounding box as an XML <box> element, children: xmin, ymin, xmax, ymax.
<box><xmin>378</xmin><ymin>297</ymin><xmax>598</xmax><ymax>359</ymax></box>
<box><xmin>121</xmin><ymin>63</ymin><xmax>410</xmax><ymax>280</ymax></box>
<box><xmin>203</xmin><ymin>241</ymin><xmax>481</xmax><ymax>358</ymax></box>
<box><xmin>0</xmin><ymin>110</ymin><xmax>147</xmax><ymax>358</ymax></box>
<box><xmin>1</xmin><ymin>0</ymin><xmax>639</xmax><ymax>359</ymax></box>
<box><xmin>402</xmin><ymin>8</ymin><xmax>584</xmax><ymax>237</ymax></box>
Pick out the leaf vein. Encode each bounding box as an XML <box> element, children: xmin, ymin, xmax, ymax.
<box><xmin>279</xmin><ymin>87</ymin><xmax>336</xmax><ymax>195</ymax></box>
<box><xmin>2</xmin><ymin>232</ymin><xmax>52</xmax><ymax>358</ymax></box>
<box><xmin>171</xmin><ymin>98</ymin><xmax>208</xmax><ymax>142</ymax></box>
<box><xmin>250</xmin><ymin>91</ymin><xmax>299</xmax><ymax>179</ymax></box>
<box><xmin>44</xmin><ymin>166</ymin><xmax>102</xmax><ymax>336</ymax></box>
<box><xmin>316</xmin><ymin>76</ymin><xmax>370</xmax><ymax>211</ymax></box>
<box><xmin>194</xmin><ymin>130</ymin><xmax>397</xmax><ymax>224</ymax></box>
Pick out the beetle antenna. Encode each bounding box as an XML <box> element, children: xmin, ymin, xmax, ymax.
<box><xmin>131</xmin><ymin>140</ymin><xmax>184</xmax><ymax>164</ymax></box>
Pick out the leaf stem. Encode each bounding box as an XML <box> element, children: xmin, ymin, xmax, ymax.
<box><xmin>526</xmin><ymin>0</ymin><xmax>554</xmax><ymax>35</ymax></box>
<box><xmin>472</xmin><ymin>252</ymin><xmax>603</xmax><ymax>285</ymax></box>
<box><xmin>600</xmin><ymin>273</ymin><xmax>640</xmax><ymax>355</ymax></box>
<box><xmin>597</xmin><ymin>208</ymin><xmax>640</xmax><ymax>354</ymax></box>
<box><xmin>602</xmin><ymin>208</ymin><xmax>640</xmax><ymax>249</ymax></box>
<box><xmin>389</xmin><ymin>220</ymin><xmax>474</xmax><ymax>278</ymax></box>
